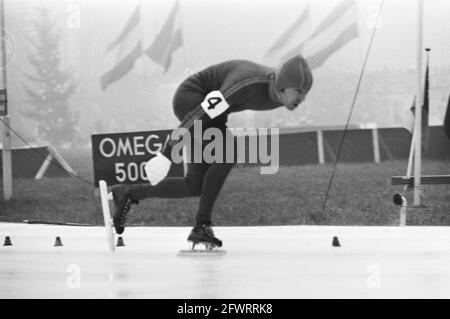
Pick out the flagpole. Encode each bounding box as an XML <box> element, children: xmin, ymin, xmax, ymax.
<box><xmin>413</xmin><ymin>0</ymin><xmax>424</xmax><ymax>206</ymax></box>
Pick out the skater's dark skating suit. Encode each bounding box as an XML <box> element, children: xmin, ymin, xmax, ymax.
<box><xmin>129</xmin><ymin>59</ymin><xmax>310</xmax><ymax>225</ymax></box>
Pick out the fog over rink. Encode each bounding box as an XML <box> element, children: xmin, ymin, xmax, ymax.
<box><xmin>1</xmin><ymin>223</ymin><xmax>450</xmax><ymax>298</ymax></box>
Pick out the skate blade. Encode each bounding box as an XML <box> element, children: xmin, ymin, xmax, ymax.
<box><xmin>177</xmin><ymin>249</ymin><xmax>226</xmax><ymax>257</ymax></box>
<box><xmin>177</xmin><ymin>241</ymin><xmax>226</xmax><ymax>256</ymax></box>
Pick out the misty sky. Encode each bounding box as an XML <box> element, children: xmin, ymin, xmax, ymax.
<box><xmin>4</xmin><ymin>0</ymin><xmax>450</xmax><ymax>136</ymax></box>
<box><xmin>7</xmin><ymin>0</ymin><xmax>450</xmax><ymax>72</ymax></box>
<box><xmin>72</xmin><ymin>0</ymin><xmax>450</xmax><ymax>71</ymax></box>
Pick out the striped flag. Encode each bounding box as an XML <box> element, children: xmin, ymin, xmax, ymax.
<box><xmin>263</xmin><ymin>4</ymin><xmax>310</xmax><ymax>63</ymax></box>
<box><xmin>422</xmin><ymin>58</ymin><xmax>430</xmax><ymax>150</ymax></box>
<box><xmin>303</xmin><ymin>22</ymin><xmax>358</xmax><ymax>69</ymax></box>
<box><xmin>145</xmin><ymin>1</ymin><xmax>183</xmax><ymax>72</ymax></box>
<box><xmin>408</xmin><ymin>54</ymin><xmax>430</xmax><ymax>152</ymax></box>
<box><xmin>277</xmin><ymin>0</ymin><xmax>358</xmax><ymax>69</ymax></box>
<box><xmin>444</xmin><ymin>92</ymin><xmax>450</xmax><ymax>139</ymax></box>
<box><xmin>297</xmin><ymin>0</ymin><xmax>358</xmax><ymax>69</ymax></box>
<box><xmin>100</xmin><ymin>6</ymin><xmax>142</xmax><ymax>90</ymax></box>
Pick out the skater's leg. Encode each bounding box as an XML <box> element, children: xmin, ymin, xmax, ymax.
<box><xmin>187</xmin><ymin>135</ymin><xmax>236</xmax><ymax>248</ymax></box>
<box><xmin>129</xmin><ymin>131</ymin><xmax>211</xmax><ymax>200</ymax></box>
<box><xmin>128</xmin><ymin>161</ymin><xmax>210</xmax><ymax>200</ymax></box>
<box><xmin>195</xmin><ymin>161</ymin><xmax>234</xmax><ymax>225</ymax></box>
<box><xmin>195</xmin><ymin>125</ymin><xmax>237</xmax><ymax>225</ymax></box>
<box><xmin>111</xmin><ymin>161</ymin><xmax>209</xmax><ymax>234</ymax></box>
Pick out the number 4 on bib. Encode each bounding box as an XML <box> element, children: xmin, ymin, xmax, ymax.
<box><xmin>200</xmin><ymin>90</ymin><xmax>230</xmax><ymax>119</ymax></box>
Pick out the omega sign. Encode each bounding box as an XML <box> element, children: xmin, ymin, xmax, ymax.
<box><xmin>91</xmin><ymin>130</ymin><xmax>184</xmax><ymax>187</ymax></box>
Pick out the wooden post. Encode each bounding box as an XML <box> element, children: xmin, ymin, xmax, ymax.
<box><xmin>399</xmin><ymin>196</ymin><xmax>407</xmax><ymax>226</ymax></box>
<box><xmin>371</xmin><ymin>127</ymin><xmax>380</xmax><ymax>163</ymax></box>
<box><xmin>317</xmin><ymin>130</ymin><xmax>325</xmax><ymax>164</ymax></box>
<box><xmin>182</xmin><ymin>145</ymin><xmax>188</xmax><ymax>177</ymax></box>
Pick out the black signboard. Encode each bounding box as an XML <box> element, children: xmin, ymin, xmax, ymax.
<box><xmin>91</xmin><ymin>130</ymin><xmax>184</xmax><ymax>187</ymax></box>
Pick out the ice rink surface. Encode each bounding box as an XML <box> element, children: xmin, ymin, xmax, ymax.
<box><xmin>1</xmin><ymin>222</ymin><xmax>450</xmax><ymax>299</ymax></box>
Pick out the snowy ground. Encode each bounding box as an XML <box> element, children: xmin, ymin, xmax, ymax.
<box><xmin>1</xmin><ymin>222</ymin><xmax>450</xmax><ymax>299</ymax></box>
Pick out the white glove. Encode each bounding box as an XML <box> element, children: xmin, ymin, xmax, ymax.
<box><xmin>144</xmin><ymin>152</ymin><xmax>172</xmax><ymax>186</ymax></box>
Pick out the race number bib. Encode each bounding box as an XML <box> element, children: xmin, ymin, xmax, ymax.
<box><xmin>200</xmin><ymin>90</ymin><xmax>230</xmax><ymax>119</ymax></box>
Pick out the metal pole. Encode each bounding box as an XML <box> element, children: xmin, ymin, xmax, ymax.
<box><xmin>413</xmin><ymin>0</ymin><xmax>423</xmax><ymax>206</ymax></box>
<box><xmin>0</xmin><ymin>0</ymin><xmax>12</xmax><ymax>201</ymax></box>
<box><xmin>0</xmin><ymin>0</ymin><xmax>7</xmax><ymax>103</ymax></box>
<box><xmin>2</xmin><ymin>116</ymin><xmax>12</xmax><ymax>200</ymax></box>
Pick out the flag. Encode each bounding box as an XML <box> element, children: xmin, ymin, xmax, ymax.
<box><xmin>444</xmin><ymin>92</ymin><xmax>450</xmax><ymax>139</ymax></box>
<box><xmin>145</xmin><ymin>1</ymin><xmax>183</xmax><ymax>72</ymax></box>
<box><xmin>408</xmin><ymin>55</ymin><xmax>430</xmax><ymax>152</ymax></box>
<box><xmin>100</xmin><ymin>6</ymin><xmax>142</xmax><ymax>90</ymax></box>
<box><xmin>304</xmin><ymin>22</ymin><xmax>358</xmax><ymax>69</ymax></box>
<box><xmin>422</xmin><ymin>58</ymin><xmax>430</xmax><ymax>149</ymax></box>
<box><xmin>281</xmin><ymin>0</ymin><xmax>358</xmax><ymax>69</ymax></box>
<box><xmin>263</xmin><ymin>5</ymin><xmax>310</xmax><ymax>62</ymax></box>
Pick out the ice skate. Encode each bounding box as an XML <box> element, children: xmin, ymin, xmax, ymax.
<box><xmin>178</xmin><ymin>224</ymin><xmax>226</xmax><ymax>256</ymax></box>
<box><xmin>187</xmin><ymin>224</ymin><xmax>223</xmax><ymax>250</ymax></box>
<box><xmin>111</xmin><ymin>184</ymin><xmax>138</xmax><ymax>235</ymax></box>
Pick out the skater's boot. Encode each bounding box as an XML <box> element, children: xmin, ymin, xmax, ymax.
<box><xmin>187</xmin><ymin>224</ymin><xmax>222</xmax><ymax>249</ymax></box>
<box><xmin>111</xmin><ymin>184</ymin><xmax>139</xmax><ymax>234</ymax></box>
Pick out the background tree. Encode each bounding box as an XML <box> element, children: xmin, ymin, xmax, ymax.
<box><xmin>22</xmin><ymin>5</ymin><xmax>78</xmax><ymax>148</ymax></box>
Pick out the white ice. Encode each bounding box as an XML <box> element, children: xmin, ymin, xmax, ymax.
<box><xmin>1</xmin><ymin>223</ymin><xmax>450</xmax><ymax>298</ymax></box>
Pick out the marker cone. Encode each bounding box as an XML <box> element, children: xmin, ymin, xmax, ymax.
<box><xmin>54</xmin><ymin>236</ymin><xmax>63</xmax><ymax>247</ymax></box>
<box><xmin>116</xmin><ymin>236</ymin><xmax>125</xmax><ymax>247</ymax></box>
<box><xmin>332</xmin><ymin>236</ymin><xmax>341</xmax><ymax>247</ymax></box>
<box><xmin>3</xmin><ymin>236</ymin><xmax>12</xmax><ymax>246</ymax></box>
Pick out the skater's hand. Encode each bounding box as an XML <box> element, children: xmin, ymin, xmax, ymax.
<box><xmin>144</xmin><ymin>152</ymin><xmax>172</xmax><ymax>186</ymax></box>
